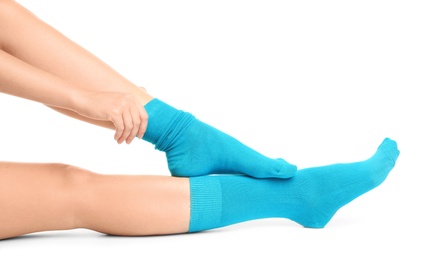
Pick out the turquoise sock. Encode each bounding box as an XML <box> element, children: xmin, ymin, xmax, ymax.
<box><xmin>142</xmin><ymin>98</ymin><xmax>297</xmax><ymax>178</ymax></box>
<box><xmin>189</xmin><ymin>138</ymin><xmax>399</xmax><ymax>232</ymax></box>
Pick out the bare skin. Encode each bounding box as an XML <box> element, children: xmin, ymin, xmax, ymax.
<box><xmin>0</xmin><ymin>0</ymin><xmax>153</xmax><ymax>144</ymax></box>
<box><xmin>0</xmin><ymin>0</ymin><xmax>189</xmax><ymax>239</ymax></box>
<box><xmin>0</xmin><ymin>162</ymin><xmax>190</xmax><ymax>240</ymax></box>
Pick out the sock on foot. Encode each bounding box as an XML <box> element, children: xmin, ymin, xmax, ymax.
<box><xmin>142</xmin><ymin>98</ymin><xmax>297</xmax><ymax>178</ymax></box>
<box><xmin>189</xmin><ymin>138</ymin><xmax>400</xmax><ymax>232</ymax></box>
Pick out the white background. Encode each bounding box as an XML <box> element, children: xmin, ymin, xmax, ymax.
<box><xmin>1</xmin><ymin>0</ymin><xmax>422</xmax><ymax>259</ymax></box>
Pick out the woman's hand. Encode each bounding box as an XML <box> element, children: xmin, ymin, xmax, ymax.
<box><xmin>75</xmin><ymin>90</ymin><xmax>148</xmax><ymax>144</ymax></box>
<box><xmin>0</xmin><ymin>50</ymin><xmax>149</xmax><ymax>144</ymax></box>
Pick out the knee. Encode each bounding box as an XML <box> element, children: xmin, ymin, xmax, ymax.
<box><xmin>59</xmin><ymin>164</ymin><xmax>98</xmax><ymax>228</ymax></box>
<box><xmin>61</xmin><ymin>164</ymin><xmax>96</xmax><ymax>192</ymax></box>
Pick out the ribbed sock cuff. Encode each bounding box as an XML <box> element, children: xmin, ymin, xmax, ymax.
<box><xmin>143</xmin><ymin>98</ymin><xmax>195</xmax><ymax>152</ymax></box>
<box><xmin>142</xmin><ymin>98</ymin><xmax>180</xmax><ymax>145</ymax></box>
<box><xmin>189</xmin><ymin>176</ymin><xmax>222</xmax><ymax>233</ymax></box>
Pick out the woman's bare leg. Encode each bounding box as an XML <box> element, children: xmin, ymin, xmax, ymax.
<box><xmin>0</xmin><ymin>162</ymin><xmax>190</xmax><ymax>240</ymax></box>
<box><xmin>0</xmin><ymin>0</ymin><xmax>153</xmax><ymax>129</ymax></box>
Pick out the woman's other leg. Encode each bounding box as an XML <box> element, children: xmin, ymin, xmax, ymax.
<box><xmin>0</xmin><ymin>162</ymin><xmax>189</xmax><ymax>240</ymax></box>
<box><xmin>0</xmin><ymin>137</ymin><xmax>400</xmax><ymax>239</ymax></box>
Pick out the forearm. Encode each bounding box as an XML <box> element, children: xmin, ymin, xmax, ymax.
<box><xmin>0</xmin><ymin>49</ymin><xmax>151</xmax><ymax>142</ymax></box>
<box><xmin>0</xmin><ymin>49</ymin><xmax>86</xmax><ymax>111</ymax></box>
<box><xmin>47</xmin><ymin>106</ymin><xmax>115</xmax><ymax>130</ymax></box>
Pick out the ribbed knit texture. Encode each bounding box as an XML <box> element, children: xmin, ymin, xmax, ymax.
<box><xmin>188</xmin><ymin>138</ymin><xmax>399</xmax><ymax>231</ymax></box>
<box><xmin>143</xmin><ymin>98</ymin><xmax>297</xmax><ymax>178</ymax></box>
<box><xmin>189</xmin><ymin>176</ymin><xmax>222</xmax><ymax>232</ymax></box>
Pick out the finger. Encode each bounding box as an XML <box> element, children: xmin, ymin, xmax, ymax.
<box><xmin>137</xmin><ymin>106</ymin><xmax>148</xmax><ymax>139</ymax></box>
<box><xmin>118</xmin><ymin>110</ymin><xmax>133</xmax><ymax>144</ymax></box>
<box><xmin>113</xmin><ymin>115</ymin><xmax>125</xmax><ymax>142</ymax></box>
<box><xmin>126</xmin><ymin>107</ymin><xmax>141</xmax><ymax>144</ymax></box>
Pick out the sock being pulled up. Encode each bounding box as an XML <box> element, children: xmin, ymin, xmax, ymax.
<box><xmin>142</xmin><ymin>98</ymin><xmax>297</xmax><ymax>178</ymax></box>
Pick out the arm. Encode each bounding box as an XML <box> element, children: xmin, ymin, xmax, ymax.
<box><xmin>0</xmin><ymin>49</ymin><xmax>147</xmax><ymax>144</ymax></box>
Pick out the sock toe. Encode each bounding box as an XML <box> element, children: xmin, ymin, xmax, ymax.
<box><xmin>275</xmin><ymin>159</ymin><xmax>297</xmax><ymax>178</ymax></box>
<box><xmin>378</xmin><ymin>138</ymin><xmax>400</xmax><ymax>163</ymax></box>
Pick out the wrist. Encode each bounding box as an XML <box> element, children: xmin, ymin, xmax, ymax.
<box><xmin>67</xmin><ymin>86</ymin><xmax>90</xmax><ymax>114</ymax></box>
